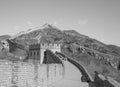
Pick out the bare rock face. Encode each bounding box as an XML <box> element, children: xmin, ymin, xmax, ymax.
<box><xmin>0</xmin><ymin>40</ymin><xmax>9</xmax><ymax>58</ymax></box>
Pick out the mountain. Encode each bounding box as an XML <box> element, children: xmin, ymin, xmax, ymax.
<box><xmin>1</xmin><ymin>24</ymin><xmax>120</xmax><ymax>82</ymax></box>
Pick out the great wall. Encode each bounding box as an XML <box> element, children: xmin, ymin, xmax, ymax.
<box><xmin>0</xmin><ymin>39</ymin><xmax>120</xmax><ymax>87</ymax></box>
<box><xmin>0</xmin><ymin>60</ymin><xmax>63</xmax><ymax>87</ymax></box>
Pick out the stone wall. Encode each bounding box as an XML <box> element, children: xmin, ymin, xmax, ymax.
<box><xmin>0</xmin><ymin>59</ymin><xmax>63</xmax><ymax>87</ymax></box>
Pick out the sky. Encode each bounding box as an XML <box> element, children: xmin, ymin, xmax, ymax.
<box><xmin>0</xmin><ymin>0</ymin><xmax>120</xmax><ymax>46</ymax></box>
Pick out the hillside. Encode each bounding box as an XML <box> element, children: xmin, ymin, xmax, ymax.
<box><xmin>1</xmin><ymin>24</ymin><xmax>120</xmax><ymax>82</ymax></box>
<box><xmin>0</xmin><ymin>35</ymin><xmax>11</xmax><ymax>40</ymax></box>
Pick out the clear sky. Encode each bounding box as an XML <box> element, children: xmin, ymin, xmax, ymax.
<box><xmin>0</xmin><ymin>0</ymin><xmax>120</xmax><ymax>46</ymax></box>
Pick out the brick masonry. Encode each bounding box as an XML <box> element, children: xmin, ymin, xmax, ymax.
<box><xmin>0</xmin><ymin>60</ymin><xmax>63</xmax><ymax>87</ymax></box>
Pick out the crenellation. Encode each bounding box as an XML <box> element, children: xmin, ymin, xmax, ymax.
<box><xmin>40</xmin><ymin>43</ymin><xmax>61</xmax><ymax>49</ymax></box>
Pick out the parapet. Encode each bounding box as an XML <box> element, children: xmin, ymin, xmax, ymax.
<box><xmin>29</xmin><ymin>42</ymin><xmax>61</xmax><ymax>50</ymax></box>
<box><xmin>40</xmin><ymin>43</ymin><xmax>61</xmax><ymax>49</ymax></box>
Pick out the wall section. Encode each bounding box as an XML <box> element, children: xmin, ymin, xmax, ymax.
<box><xmin>0</xmin><ymin>60</ymin><xmax>63</xmax><ymax>87</ymax></box>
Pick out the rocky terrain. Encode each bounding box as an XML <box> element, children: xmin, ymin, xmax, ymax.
<box><xmin>1</xmin><ymin>24</ymin><xmax>120</xmax><ymax>83</ymax></box>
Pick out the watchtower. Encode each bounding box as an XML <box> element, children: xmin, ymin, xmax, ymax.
<box><xmin>40</xmin><ymin>42</ymin><xmax>61</xmax><ymax>64</ymax></box>
<box><xmin>29</xmin><ymin>42</ymin><xmax>61</xmax><ymax>64</ymax></box>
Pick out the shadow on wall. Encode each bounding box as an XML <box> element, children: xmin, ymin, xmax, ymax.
<box><xmin>88</xmin><ymin>82</ymin><xmax>97</xmax><ymax>87</ymax></box>
<box><xmin>43</xmin><ymin>50</ymin><xmax>63</xmax><ymax>64</ymax></box>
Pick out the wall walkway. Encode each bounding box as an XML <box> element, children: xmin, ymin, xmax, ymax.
<box><xmin>55</xmin><ymin>52</ymin><xmax>94</xmax><ymax>82</ymax></box>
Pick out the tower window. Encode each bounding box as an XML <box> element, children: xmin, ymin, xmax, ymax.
<box><xmin>37</xmin><ymin>51</ymin><xmax>39</xmax><ymax>56</ymax></box>
<box><xmin>30</xmin><ymin>52</ymin><xmax>32</xmax><ymax>56</ymax></box>
<box><xmin>34</xmin><ymin>52</ymin><xmax>36</xmax><ymax>56</ymax></box>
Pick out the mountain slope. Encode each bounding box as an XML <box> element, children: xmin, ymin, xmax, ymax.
<box><xmin>0</xmin><ymin>35</ymin><xmax>11</xmax><ymax>40</ymax></box>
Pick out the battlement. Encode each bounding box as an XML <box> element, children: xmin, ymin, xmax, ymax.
<box><xmin>40</xmin><ymin>43</ymin><xmax>61</xmax><ymax>49</ymax></box>
<box><xmin>29</xmin><ymin>42</ymin><xmax>61</xmax><ymax>64</ymax></box>
<box><xmin>29</xmin><ymin>43</ymin><xmax>61</xmax><ymax>50</ymax></box>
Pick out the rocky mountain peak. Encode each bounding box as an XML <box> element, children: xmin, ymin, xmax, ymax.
<box><xmin>42</xmin><ymin>23</ymin><xmax>53</xmax><ymax>28</ymax></box>
<box><xmin>41</xmin><ymin>23</ymin><xmax>58</xmax><ymax>29</ymax></box>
